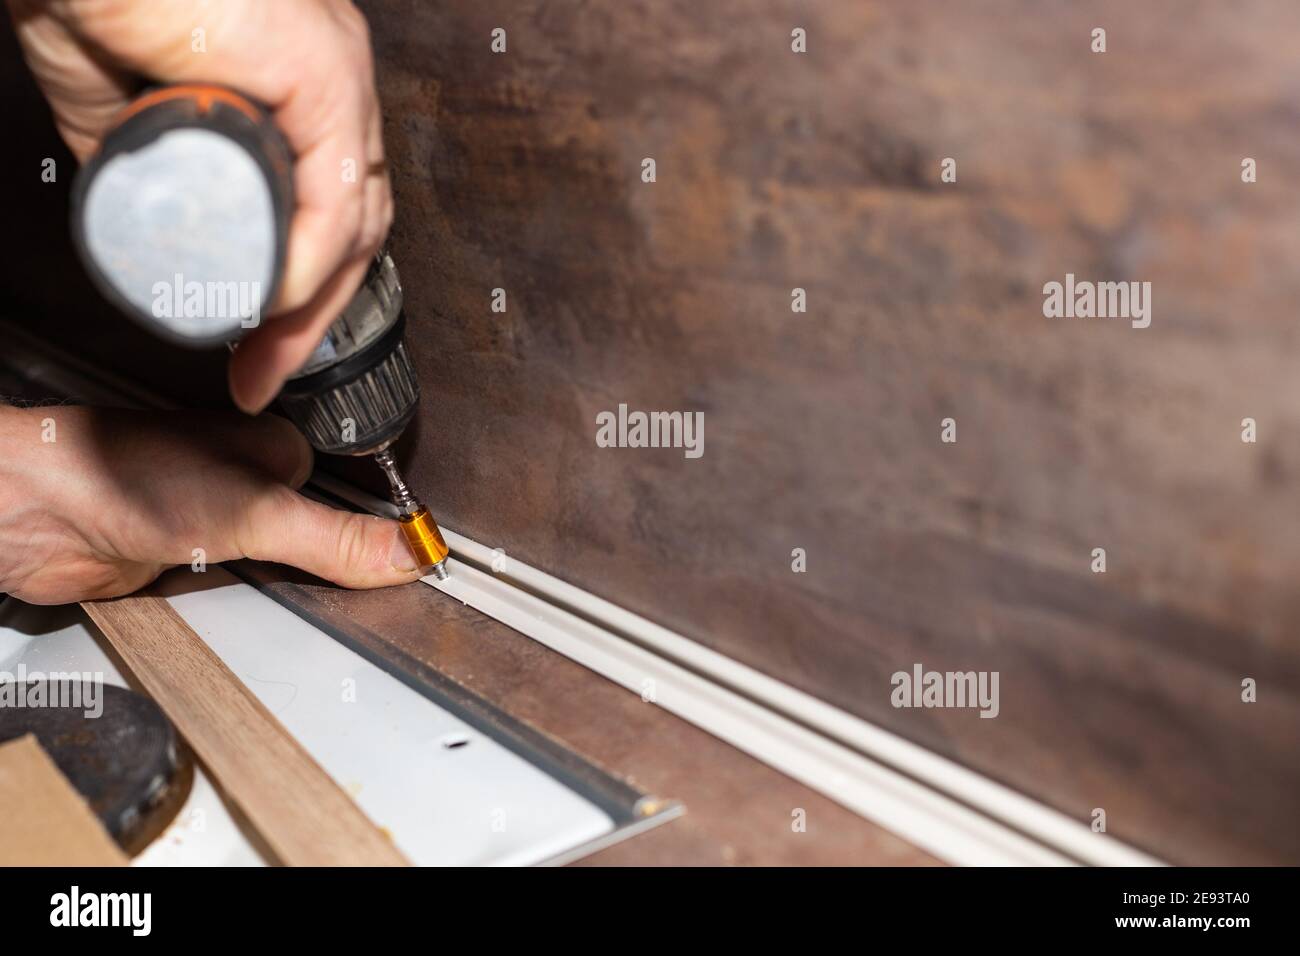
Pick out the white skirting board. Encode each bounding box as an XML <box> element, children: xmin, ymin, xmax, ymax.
<box><xmin>311</xmin><ymin>474</ymin><xmax>1162</xmax><ymax>867</ymax></box>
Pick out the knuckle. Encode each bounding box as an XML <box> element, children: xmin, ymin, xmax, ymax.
<box><xmin>333</xmin><ymin>512</ymin><xmax>378</xmax><ymax>573</ymax></box>
<box><xmin>260</xmin><ymin>482</ymin><xmax>302</xmax><ymax>517</ymax></box>
<box><xmin>340</xmin><ymin>192</ymin><xmax>366</xmax><ymax>236</ymax></box>
<box><xmin>353</xmin><ymin>24</ymin><xmax>375</xmax><ymax>68</ymax></box>
<box><xmin>350</xmin><ymin>9</ymin><xmax>374</xmax><ymax>50</ymax></box>
<box><xmin>339</xmin><ymin>0</ymin><xmax>369</xmax><ymax>35</ymax></box>
<box><xmin>239</xmin><ymin>484</ymin><xmax>298</xmax><ymax>559</ymax></box>
<box><xmin>331</xmin><ymin>2</ymin><xmax>374</xmax><ymax>64</ymax></box>
<box><xmin>357</xmin><ymin>205</ymin><xmax>390</xmax><ymax>256</ymax></box>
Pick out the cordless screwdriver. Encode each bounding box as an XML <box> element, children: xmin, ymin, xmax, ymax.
<box><xmin>68</xmin><ymin>84</ymin><xmax>450</xmax><ymax>579</ymax></box>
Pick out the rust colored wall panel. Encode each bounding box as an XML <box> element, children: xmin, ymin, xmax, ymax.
<box><xmin>363</xmin><ymin>1</ymin><xmax>1300</xmax><ymax>864</ymax></box>
<box><xmin>3</xmin><ymin>2</ymin><xmax>1299</xmax><ymax>864</ymax></box>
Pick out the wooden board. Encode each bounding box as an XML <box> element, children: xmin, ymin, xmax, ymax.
<box><xmin>0</xmin><ymin>735</ymin><xmax>128</xmax><ymax>866</ymax></box>
<box><xmin>81</xmin><ymin>593</ymin><xmax>409</xmax><ymax>866</ymax></box>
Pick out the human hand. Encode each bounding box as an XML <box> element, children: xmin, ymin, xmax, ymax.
<box><xmin>7</xmin><ymin>0</ymin><xmax>392</xmax><ymax>413</ymax></box>
<box><xmin>0</xmin><ymin>405</ymin><xmax>420</xmax><ymax>604</ymax></box>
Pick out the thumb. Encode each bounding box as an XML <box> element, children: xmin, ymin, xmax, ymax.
<box><xmin>241</xmin><ymin>486</ymin><xmax>422</xmax><ymax>588</ymax></box>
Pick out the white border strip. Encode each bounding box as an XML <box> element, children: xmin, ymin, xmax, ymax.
<box><xmin>312</xmin><ymin>474</ymin><xmax>1161</xmax><ymax>867</ymax></box>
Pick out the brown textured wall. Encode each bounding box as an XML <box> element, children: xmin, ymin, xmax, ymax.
<box><xmin>3</xmin><ymin>2</ymin><xmax>1299</xmax><ymax>864</ymax></box>
<box><xmin>367</xmin><ymin>1</ymin><xmax>1300</xmax><ymax>864</ymax></box>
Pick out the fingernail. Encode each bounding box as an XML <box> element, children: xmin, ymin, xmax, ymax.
<box><xmin>388</xmin><ymin>527</ymin><xmax>418</xmax><ymax>573</ymax></box>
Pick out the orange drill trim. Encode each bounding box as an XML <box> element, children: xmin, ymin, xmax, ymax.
<box><xmin>114</xmin><ymin>84</ymin><xmax>263</xmax><ymax>125</ymax></box>
<box><xmin>399</xmin><ymin>509</ymin><xmax>450</xmax><ymax>568</ymax></box>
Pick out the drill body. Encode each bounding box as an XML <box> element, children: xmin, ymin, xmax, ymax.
<box><xmin>69</xmin><ymin>83</ymin><xmax>450</xmax><ymax>578</ymax></box>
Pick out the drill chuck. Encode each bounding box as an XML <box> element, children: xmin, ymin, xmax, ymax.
<box><xmin>277</xmin><ymin>253</ymin><xmax>420</xmax><ymax>456</ymax></box>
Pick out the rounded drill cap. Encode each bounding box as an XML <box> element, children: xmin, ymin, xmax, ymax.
<box><xmin>70</xmin><ymin>86</ymin><xmax>293</xmax><ymax>348</ymax></box>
